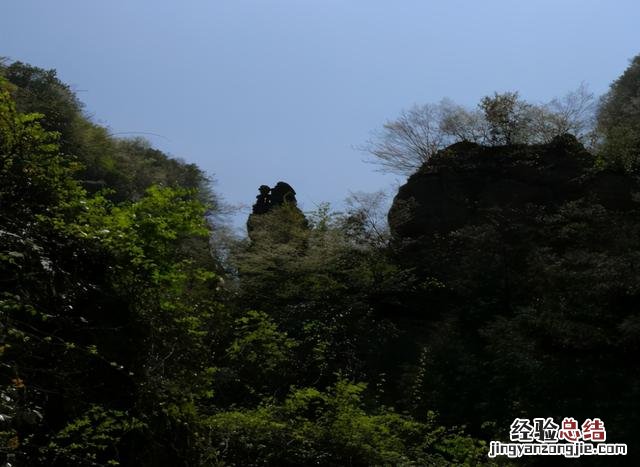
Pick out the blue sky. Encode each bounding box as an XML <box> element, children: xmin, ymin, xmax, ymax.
<box><xmin>4</xmin><ymin>1</ymin><xmax>640</xmax><ymax>229</ymax></box>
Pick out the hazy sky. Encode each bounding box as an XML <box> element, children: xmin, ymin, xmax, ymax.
<box><xmin>4</xmin><ymin>1</ymin><xmax>640</xmax><ymax>229</ymax></box>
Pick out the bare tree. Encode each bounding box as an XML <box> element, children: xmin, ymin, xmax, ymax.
<box><xmin>362</xmin><ymin>103</ymin><xmax>452</xmax><ymax>176</ymax></box>
<box><xmin>523</xmin><ymin>83</ymin><xmax>597</xmax><ymax>147</ymax></box>
<box><xmin>543</xmin><ymin>83</ymin><xmax>597</xmax><ymax>146</ymax></box>
<box><xmin>343</xmin><ymin>190</ymin><xmax>390</xmax><ymax>247</ymax></box>
<box><xmin>439</xmin><ymin>99</ymin><xmax>490</xmax><ymax>143</ymax></box>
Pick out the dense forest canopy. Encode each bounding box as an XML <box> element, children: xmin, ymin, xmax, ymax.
<box><xmin>1</xmin><ymin>53</ymin><xmax>639</xmax><ymax>466</ymax></box>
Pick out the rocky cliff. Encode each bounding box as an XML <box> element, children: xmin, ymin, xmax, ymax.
<box><xmin>388</xmin><ymin>134</ymin><xmax>639</xmax><ymax>241</ymax></box>
<box><xmin>384</xmin><ymin>135</ymin><xmax>640</xmax><ymax>439</ymax></box>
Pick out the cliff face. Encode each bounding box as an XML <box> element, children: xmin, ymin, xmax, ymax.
<box><xmin>383</xmin><ymin>135</ymin><xmax>640</xmax><ymax>438</ymax></box>
<box><xmin>388</xmin><ymin>135</ymin><xmax>638</xmax><ymax>241</ymax></box>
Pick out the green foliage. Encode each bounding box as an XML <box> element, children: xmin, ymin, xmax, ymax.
<box><xmin>43</xmin><ymin>406</ymin><xmax>145</xmax><ymax>466</ymax></box>
<box><xmin>0</xmin><ymin>82</ymin><xmax>83</xmax><ymax>217</ymax></box>
<box><xmin>11</xmin><ymin>50</ymin><xmax>640</xmax><ymax>466</ymax></box>
<box><xmin>1</xmin><ymin>58</ymin><xmax>514</xmax><ymax>466</ymax></box>
<box><xmin>72</xmin><ymin>185</ymin><xmax>210</xmax><ymax>272</ymax></box>
<box><xmin>480</xmin><ymin>91</ymin><xmax>532</xmax><ymax>145</ymax></box>
<box><xmin>1</xmin><ymin>61</ymin><xmax>83</xmax><ymax>153</ymax></box>
<box><xmin>205</xmin><ymin>379</ymin><xmax>491</xmax><ymax>466</ymax></box>
<box><xmin>226</xmin><ymin>310</ymin><xmax>297</xmax><ymax>376</ymax></box>
<box><xmin>391</xmin><ymin>195</ymin><xmax>640</xmax><ymax>452</ymax></box>
<box><xmin>234</xmin><ymin>204</ymin><xmax>405</xmax><ymax>389</ymax></box>
<box><xmin>0</xmin><ymin>82</ymin><xmax>224</xmax><ymax>465</ymax></box>
<box><xmin>0</xmin><ymin>61</ymin><xmax>217</xmax><ymax>206</ymax></box>
<box><xmin>212</xmin><ymin>308</ymin><xmax>300</xmax><ymax>406</ymax></box>
<box><xmin>597</xmin><ymin>54</ymin><xmax>640</xmax><ymax>171</ymax></box>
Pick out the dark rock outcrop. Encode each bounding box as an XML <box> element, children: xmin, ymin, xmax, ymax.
<box><xmin>270</xmin><ymin>182</ymin><xmax>297</xmax><ymax>207</ymax></box>
<box><xmin>389</xmin><ymin>135</ymin><xmax>639</xmax><ymax>241</ymax></box>
<box><xmin>252</xmin><ymin>185</ymin><xmax>272</xmax><ymax>214</ymax></box>
<box><xmin>247</xmin><ymin>181</ymin><xmax>305</xmax><ymax>237</ymax></box>
<box><xmin>384</xmin><ymin>135</ymin><xmax>640</xmax><ymax>445</ymax></box>
<box><xmin>251</xmin><ymin>181</ymin><xmax>298</xmax><ymax>215</ymax></box>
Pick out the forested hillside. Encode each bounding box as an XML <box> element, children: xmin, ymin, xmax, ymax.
<box><xmin>1</xmin><ymin>55</ymin><xmax>639</xmax><ymax>466</ymax></box>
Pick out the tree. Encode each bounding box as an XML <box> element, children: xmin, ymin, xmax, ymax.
<box><xmin>205</xmin><ymin>379</ymin><xmax>491</xmax><ymax>466</ymax></box>
<box><xmin>342</xmin><ymin>190</ymin><xmax>391</xmax><ymax>248</ymax></box>
<box><xmin>233</xmin><ymin>202</ymin><xmax>405</xmax><ymax>388</ymax></box>
<box><xmin>438</xmin><ymin>99</ymin><xmax>490</xmax><ymax>144</ymax></box>
<box><xmin>0</xmin><ymin>60</ymin><xmax>218</xmax><ymax>207</ymax></box>
<box><xmin>597</xmin><ymin>54</ymin><xmax>640</xmax><ymax>171</ymax></box>
<box><xmin>479</xmin><ymin>91</ymin><xmax>533</xmax><ymax>145</ymax></box>
<box><xmin>363</xmin><ymin>103</ymin><xmax>451</xmax><ymax>176</ymax></box>
<box><xmin>1</xmin><ymin>61</ymin><xmax>84</xmax><ymax>153</ymax></box>
<box><xmin>0</xmin><ymin>79</ymin><xmax>226</xmax><ymax>466</ymax></box>
<box><xmin>364</xmin><ymin>88</ymin><xmax>597</xmax><ymax>176</ymax></box>
<box><xmin>535</xmin><ymin>83</ymin><xmax>597</xmax><ymax>146</ymax></box>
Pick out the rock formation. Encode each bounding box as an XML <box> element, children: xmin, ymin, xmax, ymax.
<box><xmin>388</xmin><ymin>134</ymin><xmax>639</xmax><ymax>242</ymax></box>
<box><xmin>248</xmin><ymin>181</ymin><xmax>304</xmax><ymax>237</ymax></box>
<box><xmin>251</xmin><ymin>181</ymin><xmax>298</xmax><ymax>215</ymax></box>
<box><xmin>383</xmin><ymin>134</ymin><xmax>640</xmax><ymax>434</ymax></box>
